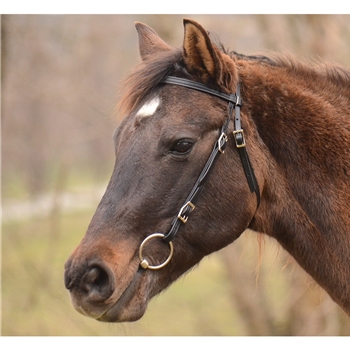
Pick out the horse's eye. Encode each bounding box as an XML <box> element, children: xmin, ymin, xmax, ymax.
<box><xmin>170</xmin><ymin>139</ymin><xmax>194</xmax><ymax>155</ymax></box>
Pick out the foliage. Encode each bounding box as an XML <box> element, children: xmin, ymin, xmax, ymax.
<box><xmin>3</xmin><ymin>209</ymin><xmax>350</xmax><ymax>335</ymax></box>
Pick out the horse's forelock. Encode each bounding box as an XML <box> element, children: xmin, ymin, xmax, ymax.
<box><xmin>117</xmin><ymin>49</ymin><xmax>182</xmax><ymax>117</ymax></box>
<box><xmin>117</xmin><ymin>37</ymin><xmax>350</xmax><ymax>120</ymax></box>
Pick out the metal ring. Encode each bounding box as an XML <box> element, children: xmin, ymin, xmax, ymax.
<box><xmin>139</xmin><ymin>233</ymin><xmax>174</xmax><ymax>270</ymax></box>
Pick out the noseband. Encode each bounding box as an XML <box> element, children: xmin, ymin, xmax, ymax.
<box><xmin>139</xmin><ymin>76</ymin><xmax>260</xmax><ymax>270</ymax></box>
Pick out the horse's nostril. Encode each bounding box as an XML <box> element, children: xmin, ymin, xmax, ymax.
<box><xmin>81</xmin><ymin>267</ymin><xmax>106</xmax><ymax>292</ymax></box>
<box><xmin>80</xmin><ymin>265</ymin><xmax>112</xmax><ymax>299</ymax></box>
<box><xmin>64</xmin><ymin>272</ymin><xmax>73</xmax><ymax>290</ymax></box>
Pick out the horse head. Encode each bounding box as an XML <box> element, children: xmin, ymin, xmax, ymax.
<box><xmin>64</xmin><ymin>19</ymin><xmax>266</xmax><ymax>322</ymax></box>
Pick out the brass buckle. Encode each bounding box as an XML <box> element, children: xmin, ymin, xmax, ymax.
<box><xmin>139</xmin><ymin>233</ymin><xmax>174</xmax><ymax>270</ymax></box>
<box><xmin>218</xmin><ymin>132</ymin><xmax>228</xmax><ymax>154</ymax></box>
<box><xmin>177</xmin><ymin>201</ymin><xmax>195</xmax><ymax>224</ymax></box>
<box><xmin>233</xmin><ymin>129</ymin><xmax>246</xmax><ymax>148</ymax></box>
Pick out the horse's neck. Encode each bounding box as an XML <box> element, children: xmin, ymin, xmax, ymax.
<box><xmin>246</xmin><ymin>64</ymin><xmax>350</xmax><ymax>314</ymax></box>
<box><xmin>251</xmin><ymin>170</ymin><xmax>350</xmax><ymax>313</ymax></box>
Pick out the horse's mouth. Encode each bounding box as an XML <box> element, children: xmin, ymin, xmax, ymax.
<box><xmin>67</xmin><ymin>256</ymin><xmax>153</xmax><ymax>323</ymax></box>
<box><xmin>96</xmin><ymin>269</ymin><xmax>149</xmax><ymax>323</ymax></box>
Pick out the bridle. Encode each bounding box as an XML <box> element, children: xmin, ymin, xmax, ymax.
<box><xmin>139</xmin><ymin>76</ymin><xmax>260</xmax><ymax>270</ymax></box>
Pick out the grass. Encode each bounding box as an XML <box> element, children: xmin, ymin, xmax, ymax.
<box><xmin>3</xmin><ymin>198</ymin><xmax>350</xmax><ymax>336</ymax></box>
<box><xmin>2</xmin><ymin>209</ymin><xmax>242</xmax><ymax>336</ymax></box>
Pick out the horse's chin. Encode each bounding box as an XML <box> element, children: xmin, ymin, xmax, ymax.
<box><xmin>97</xmin><ymin>298</ymin><xmax>147</xmax><ymax>323</ymax></box>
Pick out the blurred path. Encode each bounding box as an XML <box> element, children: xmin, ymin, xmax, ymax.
<box><xmin>2</xmin><ymin>186</ymin><xmax>105</xmax><ymax>223</ymax></box>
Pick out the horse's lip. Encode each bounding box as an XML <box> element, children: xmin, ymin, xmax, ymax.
<box><xmin>97</xmin><ymin>268</ymin><xmax>148</xmax><ymax>322</ymax></box>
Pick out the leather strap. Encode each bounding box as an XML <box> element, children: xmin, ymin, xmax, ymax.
<box><xmin>233</xmin><ymin>84</ymin><xmax>261</xmax><ymax>204</ymax></box>
<box><xmin>162</xmin><ymin>76</ymin><xmax>239</xmax><ymax>105</ymax></box>
<box><xmin>163</xmin><ymin>111</ymin><xmax>231</xmax><ymax>242</ymax></box>
<box><xmin>161</xmin><ymin>76</ymin><xmax>260</xmax><ymax>243</ymax></box>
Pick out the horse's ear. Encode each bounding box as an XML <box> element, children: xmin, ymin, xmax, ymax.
<box><xmin>182</xmin><ymin>19</ymin><xmax>237</xmax><ymax>89</ymax></box>
<box><xmin>135</xmin><ymin>22</ymin><xmax>172</xmax><ymax>60</ymax></box>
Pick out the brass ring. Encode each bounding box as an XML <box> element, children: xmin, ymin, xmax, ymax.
<box><xmin>139</xmin><ymin>233</ymin><xmax>174</xmax><ymax>270</ymax></box>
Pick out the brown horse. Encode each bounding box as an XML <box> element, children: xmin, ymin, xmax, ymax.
<box><xmin>64</xmin><ymin>19</ymin><xmax>350</xmax><ymax>323</ymax></box>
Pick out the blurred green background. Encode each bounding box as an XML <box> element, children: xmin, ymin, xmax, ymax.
<box><xmin>2</xmin><ymin>14</ymin><xmax>350</xmax><ymax>336</ymax></box>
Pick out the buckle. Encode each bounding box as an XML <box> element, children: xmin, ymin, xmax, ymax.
<box><xmin>177</xmin><ymin>201</ymin><xmax>195</xmax><ymax>224</ymax></box>
<box><xmin>233</xmin><ymin>129</ymin><xmax>246</xmax><ymax>148</ymax></box>
<box><xmin>218</xmin><ymin>132</ymin><xmax>228</xmax><ymax>154</ymax></box>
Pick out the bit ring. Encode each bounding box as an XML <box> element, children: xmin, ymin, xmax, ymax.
<box><xmin>139</xmin><ymin>233</ymin><xmax>174</xmax><ymax>270</ymax></box>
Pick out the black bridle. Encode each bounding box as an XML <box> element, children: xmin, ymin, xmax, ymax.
<box><xmin>139</xmin><ymin>76</ymin><xmax>260</xmax><ymax>270</ymax></box>
<box><xmin>161</xmin><ymin>76</ymin><xmax>260</xmax><ymax>243</ymax></box>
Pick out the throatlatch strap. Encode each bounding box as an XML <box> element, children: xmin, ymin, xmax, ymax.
<box><xmin>233</xmin><ymin>84</ymin><xmax>261</xmax><ymax>205</ymax></box>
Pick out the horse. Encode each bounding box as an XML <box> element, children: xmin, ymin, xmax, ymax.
<box><xmin>64</xmin><ymin>18</ymin><xmax>350</xmax><ymax>323</ymax></box>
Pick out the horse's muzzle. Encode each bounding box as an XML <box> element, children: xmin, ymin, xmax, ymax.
<box><xmin>64</xmin><ymin>259</ymin><xmax>116</xmax><ymax>319</ymax></box>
